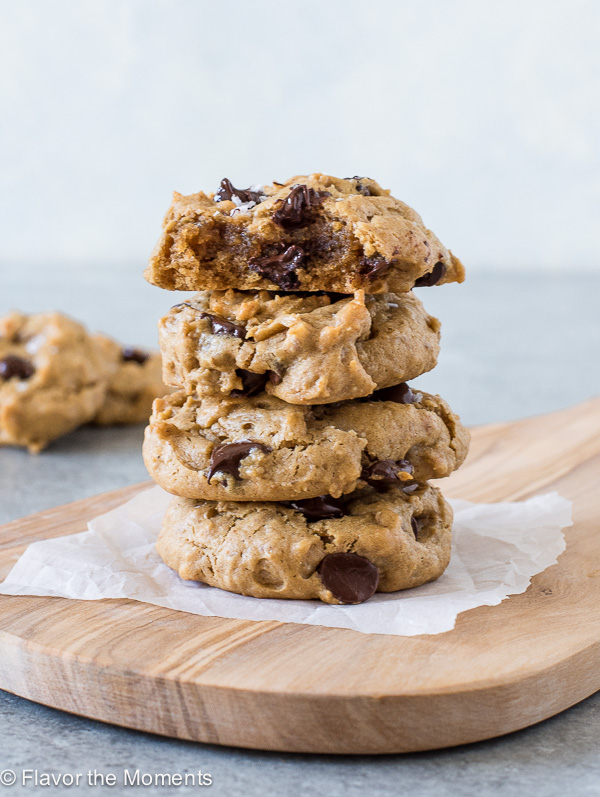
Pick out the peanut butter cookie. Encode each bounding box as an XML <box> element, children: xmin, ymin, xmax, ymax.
<box><xmin>143</xmin><ymin>387</ymin><xmax>469</xmax><ymax>501</ymax></box>
<box><xmin>145</xmin><ymin>174</ymin><xmax>465</xmax><ymax>294</ymax></box>
<box><xmin>159</xmin><ymin>289</ymin><xmax>440</xmax><ymax>404</ymax></box>
<box><xmin>0</xmin><ymin>312</ymin><xmax>112</xmax><ymax>452</ymax></box>
<box><xmin>157</xmin><ymin>483</ymin><xmax>453</xmax><ymax>604</ymax></box>
<box><xmin>93</xmin><ymin>335</ymin><xmax>170</xmax><ymax>425</ymax></box>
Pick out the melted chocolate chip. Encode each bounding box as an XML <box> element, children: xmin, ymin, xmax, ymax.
<box><xmin>248</xmin><ymin>244</ymin><xmax>307</xmax><ymax>290</ymax></box>
<box><xmin>272</xmin><ymin>185</ymin><xmax>330</xmax><ymax>229</ymax></box>
<box><xmin>207</xmin><ymin>441</ymin><xmax>271</xmax><ymax>483</ymax></box>
<box><xmin>285</xmin><ymin>495</ymin><xmax>348</xmax><ymax>522</ymax></box>
<box><xmin>359</xmin><ymin>256</ymin><xmax>393</xmax><ymax>281</ymax></box>
<box><xmin>414</xmin><ymin>261</ymin><xmax>447</xmax><ymax>287</ymax></box>
<box><xmin>345</xmin><ymin>175</ymin><xmax>373</xmax><ymax>196</ymax></box>
<box><xmin>318</xmin><ymin>552</ymin><xmax>379</xmax><ymax>604</ymax></box>
<box><xmin>200</xmin><ymin>312</ymin><xmax>246</xmax><ymax>339</ymax></box>
<box><xmin>0</xmin><ymin>355</ymin><xmax>35</xmax><ymax>380</ymax></box>
<box><xmin>411</xmin><ymin>515</ymin><xmax>428</xmax><ymax>540</ymax></box>
<box><xmin>365</xmin><ymin>383</ymin><xmax>419</xmax><ymax>404</ymax></box>
<box><xmin>214</xmin><ymin>178</ymin><xmax>263</xmax><ymax>205</ymax></box>
<box><xmin>361</xmin><ymin>459</ymin><xmax>414</xmax><ymax>490</ymax></box>
<box><xmin>269</xmin><ymin>371</ymin><xmax>283</xmax><ymax>386</ymax></box>
<box><xmin>122</xmin><ymin>346</ymin><xmax>149</xmax><ymax>365</ymax></box>
<box><xmin>411</xmin><ymin>516</ymin><xmax>420</xmax><ymax>538</ymax></box>
<box><xmin>231</xmin><ymin>369</ymin><xmax>271</xmax><ymax>398</ymax></box>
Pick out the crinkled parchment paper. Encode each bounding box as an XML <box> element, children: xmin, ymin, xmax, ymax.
<box><xmin>0</xmin><ymin>486</ymin><xmax>572</xmax><ymax>636</ymax></box>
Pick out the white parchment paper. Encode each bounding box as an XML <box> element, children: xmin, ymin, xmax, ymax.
<box><xmin>0</xmin><ymin>486</ymin><xmax>572</xmax><ymax>636</ymax></box>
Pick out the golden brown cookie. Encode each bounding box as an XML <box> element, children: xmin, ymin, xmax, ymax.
<box><xmin>145</xmin><ymin>174</ymin><xmax>465</xmax><ymax>294</ymax></box>
<box><xmin>0</xmin><ymin>311</ymin><xmax>112</xmax><ymax>452</ymax></box>
<box><xmin>159</xmin><ymin>289</ymin><xmax>440</xmax><ymax>404</ymax></box>
<box><xmin>143</xmin><ymin>387</ymin><xmax>469</xmax><ymax>501</ymax></box>
<box><xmin>157</xmin><ymin>484</ymin><xmax>453</xmax><ymax>604</ymax></box>
<box><xmin>92</xmin><ymin>335</ymin><xmax>170</xmax><ymax>425</ymax></box>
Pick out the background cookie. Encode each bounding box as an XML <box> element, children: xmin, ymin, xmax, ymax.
<box><xmin>160</xmin><ymin>289</ymin><xmax>440</xmax><ymax>404</ymax></box>
<box><xmin>92</xmin><ymin>334</ymin><xmax>170</xmax><ymax>425</ymax></box>
<box><xmin>145</xmin><ymin>174</ymin><xmax>465</xmax><ymax>294</ymax></box>
<box><xmin>143</xmin><ymin>388</ymin><xmax>469</xmax><ymax>501</ymax></box>
<box><xmin>0</xmin><ymin>311</ymin><xmax>112</xmax><ymax>452</ymax></box>
<box><xmin>157</xmin><ymin>483</ymin><xmax>453</xmax><ymax>604</ymax></box>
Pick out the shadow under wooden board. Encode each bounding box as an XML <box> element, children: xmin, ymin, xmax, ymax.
<box><xmin>0</xmin><ymin>398</ymin><xmax>599</xmax><ymax>754</ymax></box>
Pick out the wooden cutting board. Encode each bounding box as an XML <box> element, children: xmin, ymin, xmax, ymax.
<box><xmin>0</xmin><ymin>398</ymin><xmax>599</xmax><ymax>754</ymax></box>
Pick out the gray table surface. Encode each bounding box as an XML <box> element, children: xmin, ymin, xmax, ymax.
<box><xmin>0</xmin><ymin>268</ymin><xmax>599</xmax><ymax>796</ymax></box>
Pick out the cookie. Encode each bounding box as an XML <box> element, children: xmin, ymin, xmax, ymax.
<box><xmin>92</xmin><ymin>335</ymin><xmax>170</xmax><ymax>425</ymax></box>
<box><xmin>143</xmin><ymin>387</ymin><xmax>469</xmax><ymax>501</ymax></box>
<box><xmin>0</xmin><ymin>311</ymin><xmax>112</xmax><ymax>452</ymax></box>
<box><xmin>157</xmin><ymin>483</ymin><xmax>453</xmax><ymax>604</ymax></box>
<box><xmin>145</xmin><ymin>174</ymin><xmax>465</xmax><ymax>294</ymax></box>
<box><xmin>159</xmin><ymin>289</ymin><xmax>440</xmax><ymax>404</ymax></box>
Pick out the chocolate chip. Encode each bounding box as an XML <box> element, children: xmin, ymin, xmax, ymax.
<box><xmin>411</xmin><ymin>516</ymin><xmax>420</xmax><ymax>538</ymax></box>
<box><xmin>207</xmin><ymin>441</ymin><xmax>271</xmax><ymax>483</ymax></box>
<box><xmin>171</xmin><ymin>302</ymin><xmax>195</xmax><ymax>310</ymax></box>
<box><xmin>361</xmin><ymin>459</ymin><xmax>414</xmax><ymax>490</ymax></box>
<box><xmin>248</xmin><ymin>244</ymin><xmax>307</xmax><ymax>290</ymax></box>
<box><xmin>272</xmin><ymin>184</ymin><xmax>330</xmax><ymax>229</ymax></box>
<box><xmin>411</xmin><ymin>515</ymin><xmax>428</xmax><ymax>540</ymax></box>
<box><xmin>122</xmin><ymin>346</ymin><xmax>149</xmax><ymax>365</ymax></box>
<box><xmin>231</xmin><ymin>369</ymin><xmax>271</xmax><ymax>397</ymax></box>
<box><xmin>318</xmin><ymin>552</ymin><xmax>379</xmax><ymax>604</ymax></box>
<box><xmin>285</xmin><ymin>495</ymin><xmax>348</xmax><ymax>522</ymax></box>
<box><xmin>359</xmin><ymin>256</ymin><xmax>393</xmax><ymax>281</ymax></box>
<box><xmin>0</xmin><ymin>355</ymin><xmax>35</xmax><ymax>380</ymax></box>
<box><xmin>365</xmin><ymin>383</ymin><xmax>420</xmax><ymax>404</ymax></box>
<box><xmin>214</xmin><ymin>178</ymin><xmax>264</xmax><ymax>205</ymax></box>
<box><xmin>402</xmin><ymin>481</ymin><xmax>422</xmax><ymax>495</ymax></box>
<box><xmin>414</xmin><ymin>261</ymin><xmax>447</xmax><ymax>287</ymax></box>
<box><xmin>345</xmin><ymin>175</ymin><xmax>373</xmax><ymax>196</ymax></box>
<box><xmin>200</xmin><ymin>312</ymin><xmax>246</xmax><ymax>339</ymax></box>
<box><xmin>230</xmin><ymin>365</ymin><xmax>282</xmax><ymax>390</ymax></box>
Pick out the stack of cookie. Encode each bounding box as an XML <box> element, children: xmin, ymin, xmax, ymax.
<box><xmin>143</xmin><ymin>174</ymin><xmax>469</xmax><ymax>605</ymax></box>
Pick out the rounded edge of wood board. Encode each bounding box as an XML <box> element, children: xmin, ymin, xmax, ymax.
<box><xmin>0</xmin><ymin>608</ymin><xmax>599</xmax><ymax>754</ymax></box>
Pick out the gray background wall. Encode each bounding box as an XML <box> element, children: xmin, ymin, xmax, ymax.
<box><xmin>1</xmin><ymin>0</ymin><xmax>599</xmax><ymax>276</ymax></box>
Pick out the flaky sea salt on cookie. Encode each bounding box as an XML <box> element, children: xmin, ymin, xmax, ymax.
<box><xmin>145</xmin><ymin>174</ymin><xmax>465</xmax><ymax>294</ymax></box>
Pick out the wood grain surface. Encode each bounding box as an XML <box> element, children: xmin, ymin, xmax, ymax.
<box><xmin>0</xmin><ymin>398</ymin><xmax>599</xmax><ymax>754</ymax></box>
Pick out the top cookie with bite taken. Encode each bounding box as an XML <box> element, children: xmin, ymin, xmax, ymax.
<box><xmin>145</xmin><ymin>174</ymin><xmax>465</xmax><ymax>294</ymax></box>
